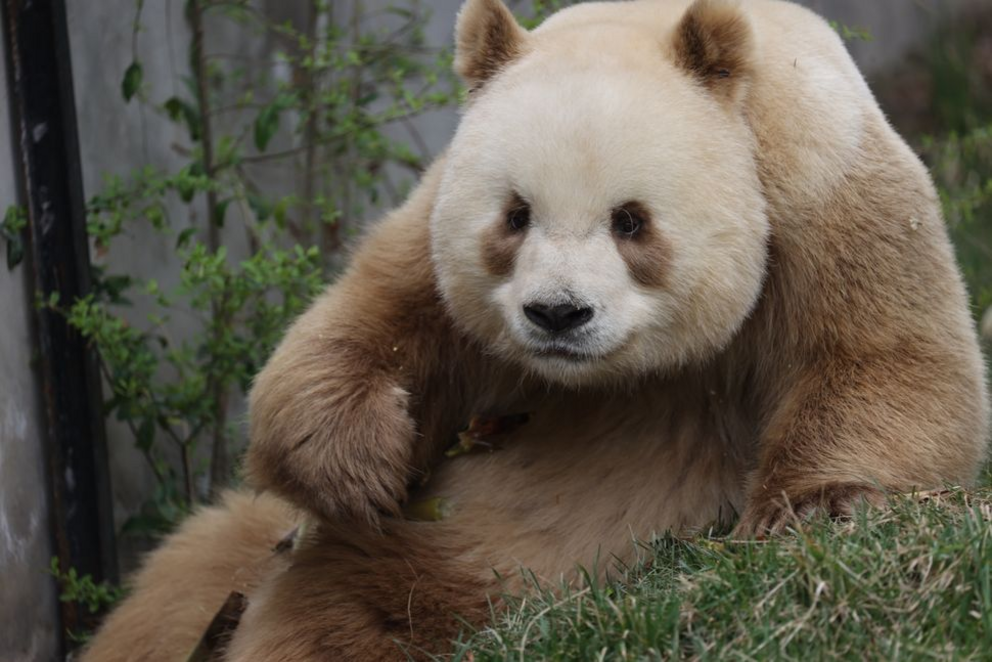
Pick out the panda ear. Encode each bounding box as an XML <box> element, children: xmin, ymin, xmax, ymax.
<box><xmin>671</xmin><ymin>0</ymin><xmax>755</xmax><ymax>105</ymax></box>
<box><xmin>455</xmin><ymin>0</ymin><xmax>529</xmax><ymax>91</ymax></box>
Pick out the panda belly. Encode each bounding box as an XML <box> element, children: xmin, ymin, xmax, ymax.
<box><xmin>416</xmin><ymin>387</ymin><xmax>747</xmax><ymax>586</ymax></box>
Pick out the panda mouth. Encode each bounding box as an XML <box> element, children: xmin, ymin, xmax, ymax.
<box><xmin>533</xmin><ymin>344</ymin><xmax>597</xmax><ymax>362</ymax></box>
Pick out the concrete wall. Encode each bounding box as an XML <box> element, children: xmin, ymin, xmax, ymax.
<box><xmin>0</xmin><ymin>24</ymin><xmax>60</xmax><ymax>662</ymax></box>
<box><xmin>68</xmin><ymin>0</ymin><xmax>214</xmax><ymax>541</ymax></box>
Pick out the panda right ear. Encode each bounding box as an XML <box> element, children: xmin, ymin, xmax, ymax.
<box><xmin>455</xmin><ymin>0</ymin><xmax>529</xmax><ymax>91</ymax></box>
<box><xmin>671</xmin><ymin>0</ymin><xmax>755</xmax><ymax>106</ymax></box>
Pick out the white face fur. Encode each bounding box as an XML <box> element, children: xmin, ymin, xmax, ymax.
<box><xmin>431</xmin><ymin>13</ymin><xmax>770</xmax><ymax>387</ymax></box>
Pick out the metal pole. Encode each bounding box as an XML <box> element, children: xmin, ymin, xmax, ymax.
<box><xmin>2</xmin><ymin>0</ymin><xmax>117</xmax><ymax>647</ymax></box>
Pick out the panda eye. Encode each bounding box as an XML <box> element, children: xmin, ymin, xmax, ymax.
<box><xmin>611</xmin><ymin>203</ymin><xmax>648</xmax><ymax>238</ymax></box>
<box><xmin>506</xmin><ymin>199</ymin><xmax>531</xmax><ymax>232</ymax></box>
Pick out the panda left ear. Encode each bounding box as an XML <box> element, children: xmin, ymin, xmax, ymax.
<box><xmin>455</xmin><ymin>0</ymin><xmax>529</xmax><ymax>91</ymax></box>
<box><xmin>671</xmin><ymin>0</ymin><xmax>755</xmax><ymax>105</ymax></box>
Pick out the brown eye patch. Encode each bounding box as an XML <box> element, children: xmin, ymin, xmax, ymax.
<box><xmin>611</xmin><ymin>201</ymin><xmax>670</xmax><ymax>288</ymax></box>
<box><xmin>481</xmin><ymin>193</ymin><xmax>529</xmax><ymax>277</ymax></box>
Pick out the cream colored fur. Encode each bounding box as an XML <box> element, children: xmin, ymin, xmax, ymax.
<box><xmin>80</xmin><ymin>492</ymin><xmax>298</xmax><ymax>661</ymax></box>
<box><xmin>84</xmin><ymin>1</ymin><xmax>989</xmax><ymax>660</ymax></box>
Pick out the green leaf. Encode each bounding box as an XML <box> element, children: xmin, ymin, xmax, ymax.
<box><xmin>3</xmin><ymin>204</ymin><xmax>27</xmax><ymax>233</ymax></box>
<box><xmin>177</xmin><ymin>176</ymin><xmax>196</xmax><ymax>203</ymax></box>
<box><xmin>176</xmin><ymin>227</ymin><xmax>197</xmax><ymax>249</ymax></box>
<box><xmin>163</xmin><ymin>96</ymin><xmax>185</xmax><ymax>122</ymax></box>
<box><xmin>94</xmin><ymin>274</ymin><xmax>134</xmax><ymax>305</ymax></box>
<box><xmin>246</xmin><ymin>193</ymin><xmax>270</xmax><ymax>221</ymax></box>
<box><xmin>272</xmin><ymin>198</ymin><xmax>290</xmax><ymax>228</ymax></box>
<box><xmin>121</xmin><ymin>511</ymin><xmax>174</xmax><ymax>537</ymax></box>
<box><xmin>136</xmin><ymin>417</ymin><xmax>155</xmax><ymax>452</ymax></box>
<box><xmin>163</xmin><ymin>96</ymin><xmax>201</xmax><ymax>142</ymax></box>
<box><xmin>122</xmin><ymin>61</ymin><xmax>144</xmax><ymax>102</ymax></box>
<box><xmin>253</xmin><ymin>104</ymin><xmax>282</xmax><ymax>152</ymax></box>
<box><xmin>212</xmin><ymin>198</ymin><xmax>231</xmax><ymax>228</ymax></box>
<box><xmin>2</xmin><ymin>205</ymin><xmax>27</xmax><ymax>270</ymax></box>
<box><xmin>4</xmin><ymin>231</ymin><xmax>23</xmax><ymax>270</ymax></box>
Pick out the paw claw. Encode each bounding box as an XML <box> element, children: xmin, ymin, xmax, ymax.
<box><xmin>735</xmin><ymin>482</ymin><xmax>883</xmax><ymax>539</ymax></box>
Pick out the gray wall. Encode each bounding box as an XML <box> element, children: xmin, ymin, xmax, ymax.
<box><xmin>68</xmin><ymin>0</ymin><xmax>205</xmax><ymax>537</ymax></box>
<box><xmin>805</xmin><ymin>0</ymin><xmax>977</xmax><ymax>72</ymax></box>
<box><xmin>0</xmin><ymin>24</ymin><xmax>60</xmax><ymax>662</ymax></box>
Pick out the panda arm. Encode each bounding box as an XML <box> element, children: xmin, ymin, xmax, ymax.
<box><xmin>733</xmin><ymin>338</ymin><xmax>988</xmax><ymax>537</ymax></box>
<box><xmin>244</xmin><ymin>159</ymin><xmax>471</xmax><ymax>525</ymax></box>
<box><xmin>732</xmin><ymin>194</ymin><xmax>987</xmax><ymax>536</ymax></box>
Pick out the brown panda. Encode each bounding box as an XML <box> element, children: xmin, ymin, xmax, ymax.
<box><xmin>83</xmin><ymin>1</ymin><xmax>989</xmax><ymax>660</ymax></box>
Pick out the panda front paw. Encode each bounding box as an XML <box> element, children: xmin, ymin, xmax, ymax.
<box><xmin>247</xmin><ymin>379</ymin><xmax>416</xmax><ymax>527</ymax></box>
<box><xmin>732</xmin><ymin>482</ymin><xmax>884</xmax><ymax>539</ymax></box>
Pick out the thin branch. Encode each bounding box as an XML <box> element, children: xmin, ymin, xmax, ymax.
<box><xmin>400</xmin><ymin>113</ymin><xmax>430</xmax><ymax>161</ymax></box>
<box><xmin>180</xmin><ymin>443</ymin><xmax>196</xmax><ymax>507</ymax></box>
<box><xmin>190</xmin><ymin>0</ymin><xmax>230</xmax><ymax>496</ymax></box>
<box><xmin>301</xmin><ymin>0</ymin><xmax>321</xmax><ymax>232</ymax></box>
<box><xmin>238</xmin><ymin>100</ymin><xmax>448</xmax><ymax>166</ymax></box>
<box><xmin>93</xmin><ymin>359</ymin><xmax>167</xmax><ymax>486</ymax></box>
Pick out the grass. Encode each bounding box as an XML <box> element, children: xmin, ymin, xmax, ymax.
<box><xmin>447</xmin><ymin>469</ymin><xmax>992</xmax><ymax>661</ymax></box>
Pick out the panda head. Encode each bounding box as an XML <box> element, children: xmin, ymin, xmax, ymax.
<box><xmin>431</xmin><ymin>0</ymin><xmax>769</xmax><ymax>387</ymax></box>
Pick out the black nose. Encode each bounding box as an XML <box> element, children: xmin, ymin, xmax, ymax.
<box><xmin>523</xmin><ymin>302</ymin><xmax>594</xmax><ymax>334</ymax></box>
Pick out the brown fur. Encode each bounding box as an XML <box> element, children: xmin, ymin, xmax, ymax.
<box><xmin>481</xmin><ymin>195</ymin><xmax>528</xmax><ymax>276</ymax></box>
<box><xmin>223</xmin><ymin>523</ymin><xmax>496</xmax><ymax>662</ymax></box>
<box><xmin>454</xmin><ymin>0</ymin><xmax>528</xmax><ymax>91</ymax></box>
<box><xmin>731</xmin><ymin>116</ymin><xmax>988</xmax><ymax>534</ymax></box>
<box><xmin>613</xmin><ymin>201</ymin><xmax>671</xmax><ymax>288</ymax></box>
<box><xmin>741</xmin><ymin>482</ymin><xmax>886</xmax><ymax>536</ymax></box>
<box><xmin>86</xmin><ymin>0</ymin><xmax>989</xmax><ymax>659</ymax></box>
<box><xmin>672</xmin><ymin>0</ymin><xmax>755</xmax><ymax>104</ymax></box>
<box><xmin>80</xmin><ymin>492</ymin><xmax>297</xmax><ymax>662</ymax></box>
<box><xmin>244</xmin><ymin>160</ymin><xmax>495</xmax><ymax>527</ymax></box>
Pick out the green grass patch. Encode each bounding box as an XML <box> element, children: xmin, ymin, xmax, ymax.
<box><xmin>449</xmin><ymin>481</ymin><xmax>992</xmax><ymax>661</ymax></box>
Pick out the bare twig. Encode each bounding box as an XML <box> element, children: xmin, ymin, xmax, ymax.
<box><xmin>190</xmin><ymin>0</ymin><xmax>230</xmax><ymax>495</ymax></box>
<box><xmin>301</xmin><ymin>0</ymin><xmax>321</xmax><ymax>232</ymax></box>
